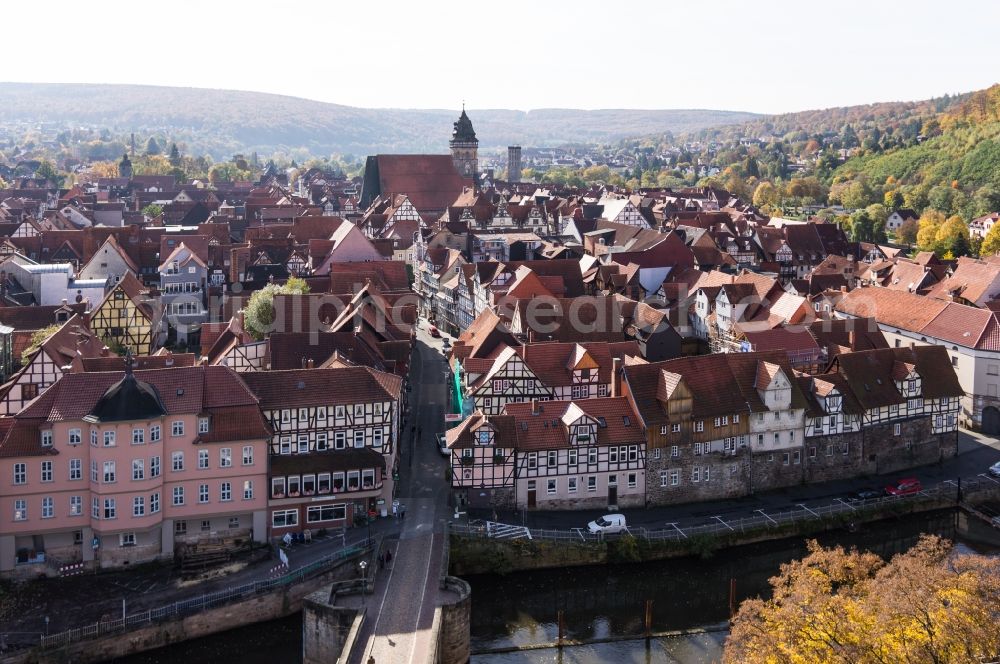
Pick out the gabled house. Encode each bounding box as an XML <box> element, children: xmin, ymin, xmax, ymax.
<box><xmin>87</xmin><ymin>272</ymin><xmax>159</xmax><ymax>356</ymax></box>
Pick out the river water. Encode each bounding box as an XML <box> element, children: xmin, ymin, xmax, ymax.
<box><xmin>105</xmin><ymin>510</ymin><xmax>1000</xmax><ymax>664</ymax></box>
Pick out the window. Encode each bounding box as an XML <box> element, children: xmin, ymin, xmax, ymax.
<box><xmin>894</xmin><ymin>423</ymin><xmax>901</xmax><ymax>436</ymax></box>
<box><xmin>547</xmin><ymin>451</ymin><xmax>558</xmax><ymax>467</ymax></box>
<box><xmin>70</xmin><ymin>495</ymin><xmax>82</xmax><ymax>516</ymax></box>
<box><xmin>132</xmin><ymin>428</ymin><xmax>145</xmax><ymax>445</ymax></box>
<box><xmin>354</xmin><ymin>430</ymin><xmax>365</xmax><ymax>448</ymax></box>
<box><xmin>610</xmin><ymin>447</ymin><xmax>618</xmax><ymax>463</ymax></box>
<box><xmin>568</xmin><ymin>477</ymin><xmax>577</xmax><ymax>492</ymax></box>
<box><xmin>809</xmin><ymin>446</ymin><xmax>817</xmax><ymax>459</ymax></box>
<box><xmin>306</xmin><ymin>504</ymin><xmax>346</xmax><ymax>523</ymax></box>
<box><xmin>201</xmin><ymin>520</ymin><xmax>211</xmax><ymax>532</ymax></box>
<box><xmin>91</xmin><ymin>459</ymin><xmax>98</xmax><ymax>482</ymax></box>
<box><xmin>694</xmin><ymin>443</ymin><xmax>702</xmax><ymax>456</ymax></box>
<box><xmin>120</xmin><ymin>533</ymin><xmax>136</xmax><ymax>547</ymax></box>
<box><xmin>628</xmin><ymin>445</ymin><xmax>638</xmax><ymax>461</ymax></box>
<box><xmin>92</xmin><ymin>497</ymin><xmax>100</xmax><ymax>519</ymax></box>
<box><xmin>220</xmin><ymin>482</ymin><xmax>232</xmax><ymax>501</ymax></box>
<box><xmin>692</xmin><ymin>467</ymin><xmax>700</xmax><ymax>483</ymax></box>
<box><xmin>694</xmin><ymin>421</ymin><xmax>704</xmax><ymax>432</ymax></box>
<box><xmin>171</xmin><ymin>421</ymin><xmax>184</xmax><ymax>437</ymax></box>
<box><xmin>303</xmin><ymin>474</ymin><xmax>316</xmax><ymax>493</ymax></box>
<box><xmin>547</xmin><ymin>479</ymin><xmax>557</xmax><ymax>495</ymax></box>
<box><xmin>220</xmin><ymin>448</ymin><xmax>232</xmax><ymax>468</ymax></box>
<box><xmin>527</xmin><ymin>452</ymin><xmax>537</xmax><ymax>469</ymax></box>
<box><xmin>793</xmin><ymin>450</ymin><xmax>801</xmax><ymax>465</ymax></box>
<box><xmin>69</xmin><ymin>428</ymin><xmax>81</xmax><ymax>445</ymax></box>
<box><xmin>279</xmin><ymin>437</ymin><xmax>292</xmax><ymax>455</ymax></box>
<box><xmin>272</xmin><ymin>477</ymin><xmax>286</xmax><ymax>497</ymax></box>
<box><xmin>714</xmin><ymin>417</ymin><xmax>722</xmax><ymax>427</ymax></box>
<box><xmin>150</xmin><ymin>425</ymin><xmax>161</xmax><ymax>442</ymax></box>
<box><xmin>373</xmin><ymin>429</ymin><xmax>383</xmax><ymax>446</ymax></box>
<box><xmin>133</xmin><ymin>496</ymin><xmax>145</xmax><ymax>516</ymax></box>
<box><xmin>229</xmin><ymin>516</ymin><xmax>240</xmax><ymax>528</ymax></box>
<box><xmin>671</xmin><ymin>423</ymin><xmax>680</xmax><ymax>433</ymax></box>
<box><xmin>132</xmin><ymin>459</ymin><xmax>144</xmax><ymax>480</ymax></box>
<box><xmin>40</xmin><ymin>496</ymin><xmax>53</xmax><ymax>518</ymax></box>
<box><xmin>173</xmin><ymin>486</ymin><xmax>185</xmax><ymax>506</ymax></box>
<box><xmin>671</xmin><ymin>445</ymin><xmax>679</xmax><ymax>458</ymax></box>
<box><xmin>587</xmin><ymin>476</ymin><xmax>597</xmax><ymax>492</ymax></box>
<box><xmin>150</xmin><ymin>493</ymin><xmax>160</xmax><ymax>513</ymax></box>
<box><xmin>316</xmin><ymin>433</ymin><xmax>328</xmax><ymax>451</ymax></box>
<box><xmin>907</xmin><ymin>398</ymin><xmax>923</xmax><ymax>411</ymax></box>
<box><xmin>198</xmin><ymin>449</ymin><xmax>209</xmax><ymax>469</ymax></box>
<box><xmin>151</xmin><ymin>456</ymin><xmax>160</xmax><ymax>477</ymax></box>
<box><xmin>174</xmin><ymin>520</ymin><xmax>187</xmax><ymax>534</ymax></box>
<box><xmin>172</xmin><ymin>452</ymin><xmax>184</xmax><ymax>471</ymax></box>
<box><xmin>333</xmin><ymin>472</ymin><xmax>345</xmax><ymax>491</ymax></box>
<box><xmin>103</xmin><ymin>461</ymin><xmax>116</xmax><ymax>483</ymax></box>
<box><xmin>198</xmin><ymin>484</ymin><xmax>209</xmax><ymax>503</ymax></box>
<box><xmin>242</xmin><ymin>445</ymin><xmax>254</xmax><ymax>465</ymax></box>
<box><xmin>733</xmin><ymin>414</ymin><xmax>740</xmax><ymax>423</ymax></box>
<box><xmin>298</xmin><ymin>435</ymin><xmax>309</xmax><ymax>453</ymax></box>
<box><xmin>568</xmin><ymin>449</ymin><xmax>577</xmax><ymax>465</ymax></box>
<box><xmin>243</xmin><ymin>480</ymin><xmax>253</xmax><ymax>500</ymax></box>
<box><xmin>782</xmin><ymin>453</ymin><xmax>790</xmax><ymax>466</ymax></box>
<box><xmin>704</xmin><ymin>467</ymin><xmax>710</xmax><ymax>483</ymax></box>
<box><xmin>41</xmin><ymin>460</ymin><xmax>52</xmax><ymax>482</ymax></box>
<box><xmin>318</xmin><ymin>473</ymin><xmax>331</xmax><ymax>493</ymax></box>
<box><xmin>103</xmin><ymin>498</ymin><xmax>116</xmax><ymax>519</ymax></box>
<box><xmin>198</xmin><ymin>417</ymin><xmax>209</xmax><ymax>434</ymax></box>
<box><xmin>628</xmin><ymin>473</ymin><xmax>637</xmax><ymax>488</ymax></box>
<box><xmin>659</xmin><ymin>470</ymin><xmax>668</xmax><ymax>487</ymax></box>
<box><xmin>91</xmin><ymin>428</ymin><xmax>98</xmax><ymax>446</ymax></box>
<box><xmin>103</xmin><ymin>430</ymin><xmax>115</xmax><ymax>447</ymax></box>
<box><xmin>347</xmin><ymin>471</ymin><xmax>359</xmax><ymax>490</ymax></box>
<box><xmin>670</xmin><ymin>469</ymin><xmax>679</xmax><ymax>486</ymax></box>
<box><xmin>14</xmin><ymin>499</ymin><xmax>27</xmax><ymax>521</ymax></box>
<box><xmin>335</xmin><ymin>405</ymin><xmax>345</xmax><ymax>420</ymax></box>
<box><xmin>69</xmin><ymin>458</ymin><xmax>82</xmax><ymax>480</ymax></box>
<box><xmin>41</xmin><ymin>430</ymin><xmax>52</xmax><ymax>447</ymax></box>
<box><xmin>272</xmin><ymin>509</ymin><xmax>298</xmax><ymax>528</ymax></box>
<box><xmin>334</xmin><ymin>432</ymin><xmax>346</xmax><ymax>450</ymax></box>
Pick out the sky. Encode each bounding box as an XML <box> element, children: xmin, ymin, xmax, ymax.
<box><xmin>5</xmin><ymin>0</ymin><xmax>999</xmax><ymax>114</ymax></box>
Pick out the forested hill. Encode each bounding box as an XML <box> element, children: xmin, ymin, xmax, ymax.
<box><xmin>0</xmin><ymin>83</ymin><xmax>757</xmax><ymax>156</ymax></box>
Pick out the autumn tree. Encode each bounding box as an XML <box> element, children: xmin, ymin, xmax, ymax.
<box><xmin>980</xmin><ymin>221</ymin><xmax>1000</xmax><ymax>256</ymax></box>
<box><xmin>752</xmin><ymin>181</ymin><xmax>778</xmax><ymax>209</ymax></box>
<box><xmin>725</xmin><ymin>535</ymin><xmax>1000</xmax><ymax>664</ymax></box>
<box><xmin>935</xmin><ymin>215</ymin><xmax>971</xmax><ymax>258</ymax></box>
<box><xmin>22</xmin><ymin>324</ymin><xmax>60</xmax><ymax>365</ymax></box>
<box><xmin>916</xmin><ymin>210</ymin><xmax>947</xmax><ymax>253</ymax></box>
<box><xmin>897</xmin><ymin>218</ymin><xmax>919</xmax><ymax>246</ymax></box>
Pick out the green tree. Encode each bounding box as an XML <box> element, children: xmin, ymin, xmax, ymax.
<box><xmin>35</xmin><ymin>160</ymin><xmax>64</xmax><ymax>187</ymax></box>
<box><xmin>243</xmin><ymin>278</ymin><xmax>311</xmax><ymax>340</ymax></box>
<box><xmin>936</xmin><ymin>215</ymin><xmax>970</xmax><ymax>257</ymax></box>
<box><xmin>884</xmin><ymin>189</ymin><xmax>904</xmax><ymax>210</ymax></box>
<box><xmin>169</xmin><ymin>143</ymin><xmax>181</xmax><ymax>167</ymax></box>
<box><xmin>141</xmin><ymin>204</ymin><xmax>163</xmax><ymax>218</ymax></box>
<box><xmin>145</xmin><ymin>137</ymin><xmax>161</xmax><ymax>156</ymax></box>
<box><xmin>22</xmin><ymin>324</ymin><xmax>60</xmax><ymax>365</ymax></box>
<box><xmin>850</xmin><ymin>210</ymin><xmax>875</xmax><ymax>243</ymax></box>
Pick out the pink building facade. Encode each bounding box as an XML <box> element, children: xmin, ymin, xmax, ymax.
<box><xmin>0</xmin><ymin>364</ymin><xmax>270</xmax><ymax>573</ymax></box>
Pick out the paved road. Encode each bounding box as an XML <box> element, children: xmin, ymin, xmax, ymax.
<box><xmin>477</xmin><ymin>428</ymin><xmax>1000</xmax><ymax>532</ymax></box>
<box><xmin>350</xmin><ymin>324</ymin><xmax>451</xmax><ymax>664</ymax></box>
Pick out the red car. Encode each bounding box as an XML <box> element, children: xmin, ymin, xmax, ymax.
<box><xmin>428</xmin><ymin>325</ymin><xmax>441</xmax><ymax>338</ymax></box>
<box><xmin>884</xmin><ymin>478</ymin><xmax>922</xmax><ymax>496</ymax></box>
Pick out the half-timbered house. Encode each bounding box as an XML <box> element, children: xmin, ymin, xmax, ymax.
<box><xmin>86</xmin><ymin>272</ymin><xmax>158</xmax><ymax>356</ymax></box>
<box><xmin>241</xmin><ymin>367</ymin><xmax>403</xmax><ymax>533</ymax></box>
<box><xmin>446</xmin><ymin>411</ymin><xmax>516</xmax><ymax>509</ymax></box>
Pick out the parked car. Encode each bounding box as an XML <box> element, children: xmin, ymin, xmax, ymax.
<box><xmin>884</xmin><ymin>478</ymin><xmax>923</xmax><ymax>496</ymax></box>
<box><xmin>849</xmin><ymin>488</ymin><xmax>882</xmax><ymax>502</ymax></box>
<box><xmin>989</xmin><ymin>461</ymin><xmax>1000</xmax><ymax>478</ymax></box>
<box><xmin>428</xmin><ymin>325</ymin><xmax>441</xmax><ymax>338</ymax></box>
<box><xmin>587</xmin><ymin>514</ymin><xmax>627</xmax><ymax>534</ymax></box>
<box><xmin>436</xmin><ymin>432</ymin><xmax>449</xmax><ymax>456</ymax></box>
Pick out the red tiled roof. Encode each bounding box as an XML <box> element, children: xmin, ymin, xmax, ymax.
<box><xmin>241</xmin><ymin>366</ymin><xmax>402</xmax><ymax>408</ymax></box>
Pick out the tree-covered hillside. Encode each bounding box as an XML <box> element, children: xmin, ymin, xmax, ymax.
<box><xmin>0</xmin><ymin>83</ymin><xmax>758</xmax><ymax>157</ymax></box>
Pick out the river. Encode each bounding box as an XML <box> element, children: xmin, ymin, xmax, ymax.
<box><xmin>104</xmin><ymin>509</ymin><xmax>1000</xmax><ymax>664</ymax></box>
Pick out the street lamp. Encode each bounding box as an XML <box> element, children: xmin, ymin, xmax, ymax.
<box><xmin>359</xmin><ymin>560</ymin><xmax>368</xmax><ymax>603</ymax></box>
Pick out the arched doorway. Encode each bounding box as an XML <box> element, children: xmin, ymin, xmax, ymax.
<box><xmin>982</xmin><ymin>406</ymin><xmax>1000</xmax><ymax>434</ymax></box>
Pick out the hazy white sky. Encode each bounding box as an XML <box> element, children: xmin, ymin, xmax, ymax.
<box><xmin>5</xmin><ymin>0</ymin><xmax>998</xmax><ymax>114</ymax></box>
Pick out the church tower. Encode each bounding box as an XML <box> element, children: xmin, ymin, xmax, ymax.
<box><xmin>449</xmin><ymin>106</ymin><xmax>479</xmax><ymax>180</ymax></box>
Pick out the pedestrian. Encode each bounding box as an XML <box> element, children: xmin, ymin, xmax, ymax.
<box><xmin>401</xmin><ymin>504</ymin><xmax>406</xmax><ymax>521</ymax></box>
<box><xmin>392</xmin><ymin>502</ymin><xmax>398</xmax><ymax>519</ymax></box>
<box><xmin>368</xmin><ymin>655</ymin><xmax>375</xmax><ymax>664</ymax></box>
<box><xmin>385</xmin><ymin>548</ymin><xmax>393</xmax><ymax>567</ymax></box>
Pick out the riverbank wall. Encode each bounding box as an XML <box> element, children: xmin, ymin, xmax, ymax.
<box><xmin>450</xmin><ymin>486</ymin><xmax>1000</xmax><ymax>575</ymax></box>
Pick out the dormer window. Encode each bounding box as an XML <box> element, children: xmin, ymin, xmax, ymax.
<box><xmin>198</xmin><ymin>417</ymin><xmax>209</xmax><ymax>434</ymax></box>
<box><xmin>41</xmin><ymin>430</ymin><xmax>52</xmax><ymax>447</ymax></box>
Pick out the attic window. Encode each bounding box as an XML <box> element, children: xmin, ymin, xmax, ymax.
<box><xmin>521</xmin><ymin>422</ymin><xmax>528</xmax><ymax>431</ymax></box>
<box><xmin>176</xmin><ymin>388</ymin><xmax>184</xmax><ymax>396</ymax></box>
<box><xmin>297</xmin><ymin>381</ymin><xmax>306</xmax><ymax>389</ymax></box>
<box><xmin>596</xmin><ymin>417</ymin><xmax>607</xmax><ymax>428</ymax></box>
<box><xmin>623</xmin><ymin>416</ymin><xmax>631</xmax><ymax>427</ymax></box>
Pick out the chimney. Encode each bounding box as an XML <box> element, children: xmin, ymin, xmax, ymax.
<box><xmin>840</xmin><ymin>286</ymin><xmax>847</xmax><ymax>293</ymax></box>
<box><xmin>307</xmin><ymin>358</ymin><xmax>315</xmax><ymax>369</ymax></box>
<box><xmin>611</xmin><ymin>357</ymin><xmax>621</xmax><ymax>398</ymax></box>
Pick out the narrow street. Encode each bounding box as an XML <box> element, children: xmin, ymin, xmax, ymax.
<box><xmin>349</xmin><ymin>325</ymin><xmax>451</xmax><ymax>664</ymax></box>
